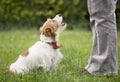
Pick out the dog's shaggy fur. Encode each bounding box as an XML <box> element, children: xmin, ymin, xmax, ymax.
<box><xmin>9</xmin><ymin>14</ymin><xmax>67</xmax><ymax>74</ymax></box>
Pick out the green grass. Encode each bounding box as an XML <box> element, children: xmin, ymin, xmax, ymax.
<box><xmin>0</xmin><ymin>28</ymin><xmax>119</xmax><ymax>82</ymax></box>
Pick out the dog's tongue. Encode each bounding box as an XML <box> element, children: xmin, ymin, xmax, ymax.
<box><xmin>47</xmin><ymin>42</ymin><xmax>60</xmax><ymax>49</ymax></box>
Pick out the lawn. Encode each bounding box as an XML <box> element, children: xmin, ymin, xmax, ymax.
<box><xmin>0</xmin><ymin>28</ymin><xmax>119</xmax><ymax>82</ymax></box>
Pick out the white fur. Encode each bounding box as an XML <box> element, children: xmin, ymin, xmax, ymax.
<box><xmin>9</xmin><ymin>14</ymin><xmax>67</xmax><ymax>74</ymax></box>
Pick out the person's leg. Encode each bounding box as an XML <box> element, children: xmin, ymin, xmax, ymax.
<box><xmin>85</xmin><ymin>0</ymin><xmax>118</xmax><ymax>75</ymax></box>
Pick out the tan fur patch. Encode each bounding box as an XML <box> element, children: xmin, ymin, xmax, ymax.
<box><xmin>12</xmin><ymin>50</ymin><xmax>29</xmax><ymax>63</ymax></box>
<box><xmin>21</xmin><ymin>50</ymin><xmax>29</xmax><ymax>57</ymax></box>
<box><xmin>40</xmin><ymin>19</ymin><xmax>58</xmax><ymax>40</ymax></box>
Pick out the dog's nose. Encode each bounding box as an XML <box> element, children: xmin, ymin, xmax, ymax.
<box><xmin>58</xmin><ymin>14</ymin><xmax>62</xmax><ymax>17</ymax></box>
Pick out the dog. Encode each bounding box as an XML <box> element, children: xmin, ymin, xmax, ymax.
<box><xmin>9</xmin><ymin>14</ymin><xmax>67</xmax><ymax>74</ymax></box>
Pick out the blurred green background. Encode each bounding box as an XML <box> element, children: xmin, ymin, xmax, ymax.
<box><xmin>0</xmin><ymin>0</ymin><xmax>120</xmax><ymax>30</ymax></box>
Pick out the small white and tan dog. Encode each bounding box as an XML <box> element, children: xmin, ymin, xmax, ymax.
<box><xmin>9</xmin><ymin>14</ymin><xmax>67</xmax><ymax>74</ymax></box>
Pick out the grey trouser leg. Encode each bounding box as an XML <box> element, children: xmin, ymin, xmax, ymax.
<box><xmin>85</xmin><ymin>0</ymin><xmax>118</xmax><ymax>75</ymax></box>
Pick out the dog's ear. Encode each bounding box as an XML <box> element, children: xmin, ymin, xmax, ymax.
<box><xmin>39</xmin><ymin>19</ymin><xmax>51</xmax><ymax>34</ymax></box>
<box><xmin>42</xmin><ymin>27</ymin><xmax>56</xmax><ymax>39</ymax></box>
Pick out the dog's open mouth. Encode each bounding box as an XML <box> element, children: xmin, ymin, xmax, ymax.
<box><xmin>61</xmin><ymin>22</ymin><xmax>66</xmax><ymax>26</ymax></box>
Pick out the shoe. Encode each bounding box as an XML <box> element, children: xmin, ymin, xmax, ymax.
<box><xmin>80</xmin><ymin>69</ymin><xmax>91</xmax><ymax>75</ymax></box>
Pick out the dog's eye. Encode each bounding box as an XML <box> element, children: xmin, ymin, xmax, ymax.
<box><xmin>53</xmin><ymin>20</ymin><xmax>55</xmax><ymax>22</ymax></box>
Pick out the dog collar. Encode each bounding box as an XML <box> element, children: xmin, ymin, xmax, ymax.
<box><xmin>47</xmin><ymin>42</ymin><xmax>61</xmax><ymax>49</ymax></box>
